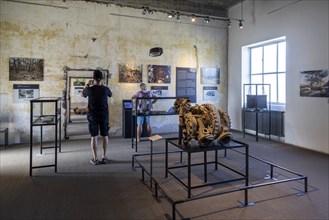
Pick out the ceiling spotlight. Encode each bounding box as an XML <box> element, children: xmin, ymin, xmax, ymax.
<box><xmin>176</xmin><ymin>12</ymin><xmax>181</xmax><ymax>21</ymax></box>
<box><xmin>228</xmin><ymin>19</ymin><xmax>232</xmax><ymax>28</ymax></box>
<box><xmin>191</xmin><ymin>14</ymin><xmax>196</xmax><ymax>22</ymax></box>
<box><xmin>203</xmin><ymin>17</ymin><xmax>210</xmax><ymax>23</ymax></box>
<box><xmin>239</xmin><ymin>20</ymin><xmax>243</xmax><ymax>28</ymax></box>
<box><xmin>148</xmin><ymin>9</ymin><xmax>153</xmax><ymax>14</ymax></box>
<box><xmin>167</xmin><ymin>13</ymin><xmax>173</xmax><ymax>18</ymax></box>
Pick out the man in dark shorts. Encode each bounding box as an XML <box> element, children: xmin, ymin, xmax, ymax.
<box><xmin>82</xmin><ymin>70</ymin><xmax>112</xmax><ymax>165</ymax></box>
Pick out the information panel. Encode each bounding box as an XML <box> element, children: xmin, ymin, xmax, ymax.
<box><xmin>176</xmin><ymin>67</ymin><xmax>196</xmax><ymax>103</ymax></box>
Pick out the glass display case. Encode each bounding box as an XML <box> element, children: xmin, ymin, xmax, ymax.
<box><xmin>30</xmin><ymin>97</ymin><xmax>61</xmax><ymax>176</ymax></box>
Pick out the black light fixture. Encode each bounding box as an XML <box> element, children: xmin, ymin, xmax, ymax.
<box><xmin>149</xmin><ymin>47</ymin><xmax>163</xmax><ymax>57</ymax></box>
<box><xmin>228</xmin><ymin>19</ymin><xmax>232</xmax><ymax>28</ymax></box>
<box><xmin>167</xmin><ymin>11</ymin><xmax>173</xmax><ymax>18</ymax></box>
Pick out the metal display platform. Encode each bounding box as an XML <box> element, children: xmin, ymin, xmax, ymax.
<box><xmin>132</xmin><ymin>137</ymin><xmax>308</xmax><ymax>220</ymax></box>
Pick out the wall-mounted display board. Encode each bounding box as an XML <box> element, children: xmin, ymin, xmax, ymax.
<box><xmin>151</xmin><ymin>86</ymin><xmax>168</xmax><ymax>97</ymax></box>
<box><xmin>148</xmin><ymin>65</ymin><xmax>171</xmax><ymax>83</ymax></box>
<box><xmin>13</xmin><ymin>84</ymin><xmax>40</xmax><ymax>103</ymax></box>
<box><xmin>201</xmin><ymin>67</ymin><xmax>220</xmax><ymax>84</ymax></box>
<box><xmin>203</xmin><ymin>86</ymin><xmax>218</xmax><ymax>101</ymax></box>
<box><xmin>176</xmin><ymin>67</ymin><xmax>196</xmax><ymax>103</ymax></box>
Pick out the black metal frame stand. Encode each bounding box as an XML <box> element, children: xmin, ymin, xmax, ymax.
<box><xmin>132</xmin><ymin>137</ymin><xmax>308</xmax><ymax>220</ymax></box>
<box><xmin>131</xmin><ymin>96</ymin><xmax>186</xmax><ymax>152</ymax></box>
<box><xmin>165</xmin><ymin>138</ymin><xmax>250</xmax><ymax>199</ymax></box>
<box><xmin>30</xmin><ymin>97</ymin><xmax>61</xmax><ymax>176</ymax></box>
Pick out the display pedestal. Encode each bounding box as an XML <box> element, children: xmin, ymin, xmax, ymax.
<box><xmin>30</xmin><ymin>97</ymin><xmax>61</xmax><ymax>176</ymax></box>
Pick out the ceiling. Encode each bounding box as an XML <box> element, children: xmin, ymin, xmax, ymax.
<box><xmin>82</xmin><ymin>0</ymin><xmax>243</xmax><ymax>18</ymax></box>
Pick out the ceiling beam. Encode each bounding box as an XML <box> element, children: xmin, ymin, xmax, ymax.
<box><xmin>82</xmin><ymin>0</ymin><xmax>230</xmax><ymax>17</ymax></box>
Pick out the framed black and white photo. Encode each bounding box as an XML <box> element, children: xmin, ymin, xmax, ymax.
<box><xmin>201</xmin><ymin>67</ymin><xmax>220</xmax><ymax>84</ymax></box>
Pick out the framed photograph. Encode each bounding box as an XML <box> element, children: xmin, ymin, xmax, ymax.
<box><xmin>73</xmin><ymin>78</ymin><xmax>86</xmax><ymax>87</ymax></box>
<box><xmin>13</xmin><ymin>84</ymin><xmax>40</xmax><ymax>103</ymax></box>
<box><xmin>9</xmin><ymin>57</ymin><xmax>44</xmax><ymax>81</ymax></box>
<box><xmin>300</xmin><ymin>69</ymin><xmax>329</xmax><ymax>97</ymax></box>
<box><xmin>201</xmin><ymin>67</ymin><xmax>220</xmax><ymax>84</ymax></box>
<box><xmin>119</xmin><ymin>64</ymin><xmax>142</xmax><ymax>83</ymax></box>
<box><xmin>203</xmin><ymin>86</ymin><xmax>218</xmax><ymax>101</ymax></box>
<box><xmin>148</xmin><ymin>65</ymin><xmax>171</xmax><ymax>83</ymax></box>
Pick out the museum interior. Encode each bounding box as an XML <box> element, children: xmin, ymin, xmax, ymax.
<box><xmin>0</xmin><ymin>0</ymin><xmax>328</xmax><ymax>219</ymax></box>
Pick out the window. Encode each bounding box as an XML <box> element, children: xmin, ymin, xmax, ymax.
<box><xmin>250</xmin><ymin>40</ymin><xmax>286</xmax><ymax>105</ymax></box>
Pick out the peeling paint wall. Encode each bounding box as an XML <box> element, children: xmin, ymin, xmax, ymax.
<box><xmin>0</xmin><ymin>0</ymin><xmax>228</xmax><ymax>144</ymax></box>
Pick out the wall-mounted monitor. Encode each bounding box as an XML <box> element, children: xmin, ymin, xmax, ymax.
<box><xmin>246</xmin><ymin>95</ymin><xmax>267</xmax><ymax>109</ymax></box>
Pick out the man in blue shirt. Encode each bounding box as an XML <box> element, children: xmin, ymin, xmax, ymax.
<box><xmin>83</xmin><ymin>70</ymin><xmax>112</xmax><ymax>165</ymax></box>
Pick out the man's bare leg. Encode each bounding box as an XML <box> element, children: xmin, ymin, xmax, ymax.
<box><xmin>137</xmin><ymin>124</ymin><xmax>142</xmax><ymax>141</ymax></box>
<box><xmin>101</xmin><ymin>135</ymin><xmax>108</xmax><ymax>159</ymax></box>
<box><xmin>91</xmin><ymin>136</ymin><xmax>98</xmax><ymax>160</ymax></box>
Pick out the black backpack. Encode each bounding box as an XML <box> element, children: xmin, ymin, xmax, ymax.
<box><xmin>139</xmin><ymin>91</ymin><xmax>152</xmax><ymax>113</ymax></box>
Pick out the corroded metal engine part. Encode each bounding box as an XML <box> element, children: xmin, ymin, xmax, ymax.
<box><xmin>174</xmin><ymin>98</ymin><xmax>233</xmax><ymax>146</ymax></box>
<box><xmin>73</xmin><ymin>107</ymin><xmax>89</xmax><ymax>115</ymax></box>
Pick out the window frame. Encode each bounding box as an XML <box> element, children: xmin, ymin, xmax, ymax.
<box><xmin>249</xmin><ymin>40</ymin><xmax>286</xmax><ymax>105</ymax></box>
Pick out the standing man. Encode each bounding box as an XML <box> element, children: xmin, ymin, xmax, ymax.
<box><xmin>83</xmin><ymin>70</ymin><xmax>112</xmax><ymax>165</ymax></box>
<box><xmin>131</xmin><ymin>83</ymin><xmax>157</xmax><ymax>141</ymax></box>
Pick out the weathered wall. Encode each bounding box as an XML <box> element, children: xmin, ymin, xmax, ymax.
<box><xmin>0</xmin><ymin>0</ymin><xmax>228</xmax><ymax>144</ymax></box>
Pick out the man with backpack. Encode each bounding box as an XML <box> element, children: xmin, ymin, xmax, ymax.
<box><xmin>131</xmin><ymin>83</ymin><xmax>157</xmax><ymax>141</ymax></box>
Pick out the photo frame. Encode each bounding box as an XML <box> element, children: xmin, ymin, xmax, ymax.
<box><xmin>9</xmin><ymin>57</ymin><xmax>44</xmax><ymax>81</ymax></box>
<box><xmin>201</xmin><ymin>67</ymin><xmax>220</xmax><ymax>84</ymax></box>
<box><xmin>148</xmin><ymin>65</ymin><xmax>171</xmax><ymax>83</ymax></box>
<box><xmin>300</xmin><ymin>69</ymin><xmax>329</xmax><ymax>97</ymax></box>
<box><xmin>119</xmin><ymin>64</ymin><xmax>143</xmax><ymax>83</ymax></box>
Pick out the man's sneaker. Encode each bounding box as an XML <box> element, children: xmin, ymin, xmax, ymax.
<box><xmin>101</xmin><ymin>157</ymin><xmax>108</xmax><ymax>164</ymax></box>
<box><xmin>90</xmin><ymin>158</ymin><xmax>99</xmax><ymax>165</ymax></box>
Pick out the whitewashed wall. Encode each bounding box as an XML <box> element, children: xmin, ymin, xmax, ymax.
<box><xmin>0</xmin><ymin>0</ymin><xmax>228</xmax><ymax>144</ymax></box>
<box><xmin>228</xmin><ymin>0</ymin><xmax>329</xmax><ymax>154</ymax></box>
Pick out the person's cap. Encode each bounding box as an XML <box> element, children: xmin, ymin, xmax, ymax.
<box><xmin>93</xmin><ymin>70</ymin><xmax>103</xmax><ymax>80</ymax></box>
